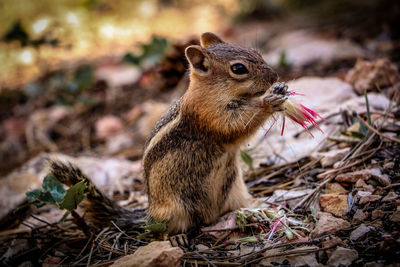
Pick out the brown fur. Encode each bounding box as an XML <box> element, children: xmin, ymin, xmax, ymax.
<box><xmin>143</xmin><ymin>32</ymin><xmax>283</xmax><ymax>233</ymax></box>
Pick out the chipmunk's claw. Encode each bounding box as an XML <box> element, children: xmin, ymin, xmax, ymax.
<box><xmin>169</xmin><ymin>233</ymin><xmax>190</xmax><ymax>250</ymax></box>
<box><xmin>272</xmin><ymin>82</ymin><xmax>288</xmax><ymax>95</ymax></box>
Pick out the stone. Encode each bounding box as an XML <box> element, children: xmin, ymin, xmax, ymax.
<box><xmin>354</xmin><ymin>179</ymin><xmax>374</xmax><ymax>192</ymax></box>
<box><xmin>319</xmin><ymin>194</ymin><xmax>349</xmax><ymax>217</ymax></box>
<box><xmin>369</xmin><ymin>168</ymin><xmax>391</xmax><ymax>186</ymax></box>
<box><xmin>195</xmin><ymin>244</ymin><xmax>209</xmax><ymax>251</ymax></box>
<box><xmin>389</xmin><ymin>210</ymin><xmax>400</xmax><ymax>223</ymax></box>
<box><xmin>345</xmin><ymin>58</ymin><xmax>400</xmax><ymax>95</ymax></box>
<box><xmin>356</xmin><ymin>190</ymin><xmax>372</xmax><ymax>198</ymax></box>
<box><xmin>382</xmin><ymin>191</ymin><xmax>398</xmax><ymax>202</ymax></box>
<box><xmin>350</xmin><ymin>224</ymin><xmax>374</xmax><ymax>241</ymax></box>
<box><xmin>336</xmin><ymin>169</ymin><xmax>373</xmax><ymax>183</ymax></box>
<box><xmin>314</xmin><ymin>148</ymin><xmax>350</xmax><ymax>168</ymax></box>
<box><xmin>95</xmin><ymin>115</ymin><xmax>124</xmax><ymax>139</ymax></box>
<box><xmin>311</xmin><ymin>212</ymin><xmax>350</xmax><ymax>238</ymax></box>
<box><xmin>260</xmin><ymin>246</ymin><xmax>319</xmax><ymax>267</ymax></box>
<box><xmin>326</xmin><ymin>183</ymin><xmax>347</xmax><ymax>194</ymax></box>
<box><xmin>353</xmin><ymin>209</ymin><xmax>368</xmax><ymax>223</ymax></box>
<box><xmin>327</xmin><ymin>247</ymin><xmax>358</xmax><ymax>267</ymax></box>
<box><xmin>110</xmin><ymin>241</ymin><xmax>184</xmax><ymax>267</ymax></box>
<box><xmin>359</xmin><ymin>195</ymin><xmax>382</xmax><ymax>205</ymax></box>
<box><xmin>355</xmin><ymin>179</ymin><xmax>367</xmax><ymax>188</ymax></box>
<box><xmin>264</xmin><ymin>30</ymin><xmax>363</xmax><ymax>68</ymax></box>
<box><xmin>372</xmin><ymin>210</ymin><xmax>385</xmax><ymax>220</ymax></box>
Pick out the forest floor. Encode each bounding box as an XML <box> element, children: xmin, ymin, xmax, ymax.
<box><xmin>0</xmin><ymin>9</ymin><xmax>399</xmax><ymax>267</ymax></box>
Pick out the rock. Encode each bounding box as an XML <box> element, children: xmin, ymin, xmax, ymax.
<box><xmin>95</xmin><ymin>115</ymin><xmax>124</xmax><ymax>139</ymax></box>
<box><xmin>313</xmin><ymin>148</ymin><xmax>350</xmax><ymax>168</ymax></box>
<box><xmin>389</xmin><ymin>209</ymin><xmax>400</xmax><ymax>223</ymax></box>
<box><xmin>311</xmin><ymin>212</ymin><xmax>350</xmax><ymax>237</ymax></box>
<box><xmin>319</xmin><ymin>194</ymin><xmax>349</xmax><ymax>217</ymax></box>
<box><xmin>355</xmin><ymin>179</ymin><xmax>367</xmax><ymax>188</ymax></box>
<box><xmin>260</xmin><ymin>246</ymin><xmax>319</xmax><ymax>267</ymax></box>
<box><xmin>111</xmin><ymin>241</ymin><xmax>184</xmax><ymax>267</ymax></box>
<box><xmin>353</xmin><ymin>209</ymin><xmax>368</xmax><ymax>223</ymax></box>
<box><xmin>95</xmin><ymin>64</ymin><xmax>141</xmax><ymax>88</ymax></box>
<box><xmin>369</xmin><ymin>168</ymin><xmax>391</xmax><ymax>186</ymax></box>
<box><xmin>264</xmin><ymin>30</ymin><xmax>363</xmax><ymax>68</ymax></box>
<box><xmin>195</xmin><ymin>244</ymin><xmax>209</xmax><ymax>251</ymax></box>
<box><xmin>354</xmin><ymin>179</ymin><xmax>374</xmax><ymax>192</ymax></box>
<box><xmin>382</xmin><ymin>191</ymin><xmax>398</xmax><ymax>202</ymax></box>
<box><xmin>327</xmin><ymin>247</ymin><xmax>358</xmax><ymax>267</ymax></box>
<box><xmin>322</xmin><ymin>238</ymin><xmax>346</xmax><ymax>257</ymax></box>
<box><xmin>336</xmin><ymin>169</ymin><xmax>373</xmax><ymax>183</ymax></box>
<box><xmin>357</xmin><ymin>191</ymin><xmax>372</xmax><ymax>198</ymax></box>
<box><xmin>105</xmin><ymin>132</ymin><xmax>134</xmax><ymax>154</ymax></box>
<box><xmin>350</xmin><ymin>224</ymin><xmax>374</xmax><ymax>241</ymax></box>
<box><xmin>371</xmin><ymin>210</ymin><xmax>385</xmax><ymax>220</ymax></box>
<box><xmin>326</xmin><ymin>183</ymin><xmax>347</xmax><ymax>194</ymax></box>
<box><xmin>345</xmin><ymin>58</ymin><xmax>400</xmax><ymax>95</ymax></box>
<box><xmin>370</xmin><ymin>220</ymin><xmax>384</xmax><ymax>231</ymax></box>
<box><xmin>359</xmin><ymin>195</ymin><xmax>382</xmax><ymax>204</ymax></box>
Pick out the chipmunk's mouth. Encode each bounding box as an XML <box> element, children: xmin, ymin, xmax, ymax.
<box><xmin>239</xmin><ymin>90</ymin><xmax>266</xmax><ymax>99</ymax></box>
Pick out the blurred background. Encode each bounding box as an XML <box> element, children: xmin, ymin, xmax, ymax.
<box><xmin>0</xmin><ymin>0</ymin><xmax>399</xmax><ymax>174</ymax></box>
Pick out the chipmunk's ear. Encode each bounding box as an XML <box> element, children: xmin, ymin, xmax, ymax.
<box><xmin>200</xmin><ymin>32</ymin><xmax>224</xmax><ymax>48</ymax></box>
<box><xmin>185</xmin><ymin>45</ymin><xmax>210</xmax><ymax>76</ymax></box>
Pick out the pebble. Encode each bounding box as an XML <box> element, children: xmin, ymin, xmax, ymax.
<box><xmin>311</xmin><ymin>212</ymin><xmax>350</xmax><ymax>237</ymax></box>
<box><xmin>350</xmin><ymin>224</ymin><xmax>374</xmax><ymax>241</ymax></box>
<box><xmin>319</xmin><ymin>194</ymin><xmax>349</xmax><ymax>217</ymax></box>
<box><xmin>352</xmin><ymin>209</ymin><xmax>368</xmax><ymax>223</ymax></box>
<box><xmin>359</xmin><ymin>195</ymin><xmax>382</xmax><ymax>204</ymax></box>
<box><xmin>327</xmin><ymin>247</ymin><xmax>358</xmax><ymax>267</ymax></box>
<box><xmin>110</xmin><ymin>241</ymin><xmax>184</xmax><ymax>267</ymax></box>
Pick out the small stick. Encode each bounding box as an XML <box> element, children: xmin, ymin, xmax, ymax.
<box><xmin>357</xmin><ymin>115</ymin><xmax>400</xmax><ymax>144</ymax></box>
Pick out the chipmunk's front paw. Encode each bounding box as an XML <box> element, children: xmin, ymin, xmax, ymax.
<box><xmin>263</xmin><ymin>82</ymin><xmax>289</xmax><ymax>111</ymax></box>
<box><xmin>169</xmin><ymin>234</ymin><xmax>190</xmax><ymax>250</ymax></box>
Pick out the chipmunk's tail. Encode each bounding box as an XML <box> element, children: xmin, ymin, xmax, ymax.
<box><xmin>50</xmin><ymin>161</ymin><xmax>146</xmax><ymax>230</ymax></box>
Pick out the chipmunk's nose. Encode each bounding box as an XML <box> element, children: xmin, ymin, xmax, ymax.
<box><xmin>262</xmin><ymin>65</ymin><xmax>278</xmax><ymax>84</ymax></box>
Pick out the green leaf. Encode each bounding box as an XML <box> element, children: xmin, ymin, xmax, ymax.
<box><xmin>42</xmin><ymin>174</ymin><xmax>66</xmax><ymax>204</ymax></box>
<box><xmin>73</xmin><ymin>65</ymin><xmax>94</xmax><ymax>92</ymax></box>
<box><xmin>145</xmin><ymin>221</ymin><xmax>168</xmax><ymax>233</ymax></box>
<box><xmin>240</xmin><ymin>150</ymin><xmax>254</xmax><ymax>170</ymax></box>
<box><xmin>59</xmin><ymin>180</ymin><xmax>87</xmax><ymax>211</ymax></box>
<box><xmin>26</xmin><ymin>189</ymin><xmax>41</xmax><ymax>203</ymax></box>
<box><xmin>37</xmin><ymin>191</ymin><xmax>57</xmax><ymax>204</ymax></box>
<box><xmin>123</xmin><ymin>53</ymin><xmax>141</xmax><ymax>65</ymax></box>
<box><xmin>26</xmin><ymin>188</ymin><xmax>56</xmax><ymax>207</ymax></box>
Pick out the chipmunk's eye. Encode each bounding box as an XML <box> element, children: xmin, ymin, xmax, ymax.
<box><xmin>230</xmin><ymin>63</ymin><xmax>248</xmax><ymax>75</ymax></box>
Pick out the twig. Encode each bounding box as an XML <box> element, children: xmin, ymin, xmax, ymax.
<box><xmin>111</xmin><ymin>221</ymin><xmax>148</xmax><ymax>244</ymax></box>
<box><xmin>383</xmin><ymin>183</ymin><xmax>400</xmax><ymax>190</ymax></box>
<box><xmin>183</xmin><ymin>260</ymin><xmax>241</xmax><ymax>266</ymax></box>
<box><xmin>357</xmin><ymin>115</ymin><xmax>400</xmax><ymax>144</ymax></box>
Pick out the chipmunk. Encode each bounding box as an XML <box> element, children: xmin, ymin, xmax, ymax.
<box><xmin>50</xmin><ymin>32</ymin><xmax>288</xmax><ymax>234</ymax></box>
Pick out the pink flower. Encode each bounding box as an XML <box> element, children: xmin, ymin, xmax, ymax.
<box><xmin>281</xmin><ymin>95</ymin><xmax>325</xmax><ymax>137</ymax></box>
